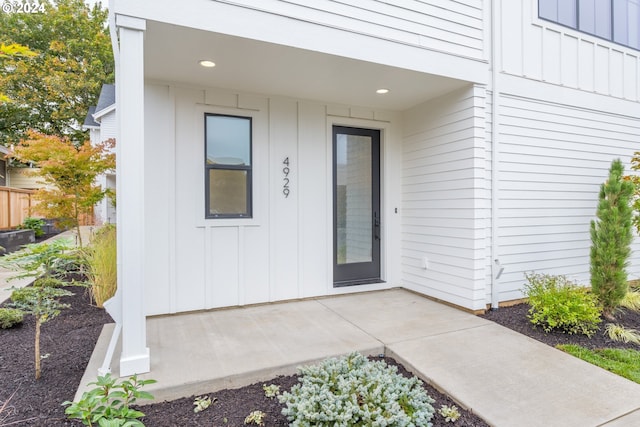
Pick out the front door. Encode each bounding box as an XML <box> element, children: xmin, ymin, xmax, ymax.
<box><xmin>333</xmin><ymin>126</ymin><xmax>381</xmax><ymax>286</ymax></box>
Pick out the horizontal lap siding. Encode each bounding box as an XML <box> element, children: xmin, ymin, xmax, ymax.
<box><xmin>496</xmin><ymin>94</ymin><xmax>640</xmax><ymax>300</ymax></box>
<box><xmin>223</xmin><ymin>0</ymin><xmax>484</xmax><ymax>59</ymax></box>
<box><xmin>401</xmin><ymin>86</ymin><xmax>487</xmax><ymax>310</ymax></box>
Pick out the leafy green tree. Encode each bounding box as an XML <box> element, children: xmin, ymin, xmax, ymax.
<box><xmin>0</xmin><ymin>42</ymin><xmax>36</xmax><ymax>102</ymax></box>
<box><xmin>0</xmin><ymin>0</ymin><xmax>113</xmax><ymax>144</ymax></box>
<box><xmin>10</xmin><ymin>131</ymin><xmax>115</xmax><ymax>247</ymax></box>
<box><xmin>590</xmin><ymin>159</ymin><xmax>634</xmax><ymax>319</ymax></box>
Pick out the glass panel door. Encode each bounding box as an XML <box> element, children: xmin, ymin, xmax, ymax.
<box><xmin>333</xmin><ymin>126</ymin><xmax>381</xmax><ymax>286</ymax></box>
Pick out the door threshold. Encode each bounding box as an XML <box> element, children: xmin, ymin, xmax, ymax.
<box><xmin>334</xmin><ymin>279</ymin><xmax>385</xmax><ymax>288</ymax></box>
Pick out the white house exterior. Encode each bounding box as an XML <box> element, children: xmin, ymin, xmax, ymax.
<box><xmin>109</xmin><ymin>0</ymin><xmax>640</xmax><ymax>375</ymax></box>
<box><xmin>84</xmin><ymin>84</ymin><xmax>117</xmax><ymax>225</ymax></box>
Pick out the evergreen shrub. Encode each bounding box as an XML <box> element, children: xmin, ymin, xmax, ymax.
<box><xmin>0</xmin><ymin>308</ymin><xmax>24</xmax><ymax>329</ymax></box>
<box><xmin>279</xmin><ymin>352</ymin><xmax>435</xmax><ymax>427</ymax></box>
<box><xmin>524</xmin><ymin>272</ymin><xmax>601</xmax><ymax>337</ymax></box>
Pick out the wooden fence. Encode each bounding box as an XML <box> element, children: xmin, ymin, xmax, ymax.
<box><xmin>0</xmin><ymin>186</ymin><xmax>95</xmax><ymax>230</ymax></box>
<box><xmin>0</xmin><ymin>186</ymin><xmax>37</xmax><ymax>230</ymax></box>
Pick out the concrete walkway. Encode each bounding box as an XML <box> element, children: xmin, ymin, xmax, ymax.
<box><xmin>0</xmin><ymin>226</ymin><xmax>95</xmax><ymax>304</ymax></box>
<box><xmin>78</xmin><ymin>289</ymin><xmax>640</xmax><ymax>427</ymax></box>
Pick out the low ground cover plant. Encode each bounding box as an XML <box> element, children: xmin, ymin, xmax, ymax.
<box><xmin>279</xmin><ymin>352</ymin><xmax>435</xmax><ymax>426</ymax></box>
<box><xmin>604</xmin><ymin>323</ymin><xmax>640</xmax><ymax>345</ymax></box>
<box><xmin>63</xmin><ymin>373</ymin><xmax>156</xmax><ymax>426</ymax></box>
<box><xmin>0</xmin><ymin>307</ymin><xmax>24</xmax><ymax>329</ymax></box>
<box><xmin>523</xmin><ymin>272</ymin><xmax>601</xmax><ymax>336</ymax></box>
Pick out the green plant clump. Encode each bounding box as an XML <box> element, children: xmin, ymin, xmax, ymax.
<box><xmin>523</xmin><ymin>272</ymin><xmax>602</xmax><ymax>337</ymax></box>
<box><xmin>0</xmin><ymin>308</ymin><xmax>24</xmax><ymax>329</ymax></box>
<box><xmin>63</xmin><ymin>373</ymin><xmax>156</xmax><ymax>426</ymax></box>
<box><xmin>19</xmin><ymin>217</ymin><xmax>46</xmax><ymax>237</ymax></box>
<box><xmin>279</xmin><ymin>352</ymin><xmax>435</xmax><ymax>427</ymax></box>
<box><xmin>85</xmin><ymin>224</ymin><xmax>117</xmax><ymax>308</ymax></box>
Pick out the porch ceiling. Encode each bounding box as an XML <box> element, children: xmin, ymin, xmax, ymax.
<box><xmin>144</xmin><ymin>21</ymin><xmax>469</xmax><ymax>111</ymax></box>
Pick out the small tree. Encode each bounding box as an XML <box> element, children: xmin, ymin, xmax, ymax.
<box><xmin>590</xmin><ymin>159</ymin><xmax>634</xmax><ymax>319</ymax></box>
<box><xmin>9</xmin><ymin>284</ymin><xmax>73</xmax><ymax>379</ymax></box>
<box><xmin>624</xmin><ymin>151</ymin><xmax>640</xmax><ymax>234</ymax></box>
<box><xmin>10</xmin><ymin>131</ymin><xmax>115</xmax><ymax>247</ymax></box>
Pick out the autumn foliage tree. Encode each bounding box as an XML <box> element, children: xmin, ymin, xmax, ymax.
<box><xmin>11</xmin><ymin>131</ymin><xmax>115</xmax><ymax>247</ymax></box>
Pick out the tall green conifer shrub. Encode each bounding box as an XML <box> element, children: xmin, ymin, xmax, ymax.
<box><xmin>590</xmin><ymin>159</ymin><xmax>634</xmax><ymax>318</ymax></box>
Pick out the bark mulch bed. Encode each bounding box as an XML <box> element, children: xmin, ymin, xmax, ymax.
<box><xmin>481</xmin><ymin>302</ymin><xmax>640</xmax><ymax>351</ymax></box>
<box><xmin>0</xmin><ymin>285</ymin><xmax>489</xmax><ymax>426</ymax></box>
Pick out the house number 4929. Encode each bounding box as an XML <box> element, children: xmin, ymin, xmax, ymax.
<box><xmin>282</xmin><ymin>157</ymin><xmax>291</xmax><ymax>198</ymax></box>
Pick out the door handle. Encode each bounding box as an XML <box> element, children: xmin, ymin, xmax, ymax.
<box><xmin>374</xmin><ymin>212</ymin><xmax>380</xmax><ymax>240</ymax></box>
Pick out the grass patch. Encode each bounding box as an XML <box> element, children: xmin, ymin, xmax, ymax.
<box><xmin>556</xmin><ymin>345</ymin><xmax>640</xmax><ymax>384</ymax></box>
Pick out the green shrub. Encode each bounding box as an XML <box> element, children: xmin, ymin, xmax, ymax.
<box><xmin>86</xmin><ymin>224</ymin><xmax>116</xmax><ymax>307</ymax></box>
<box><xmin>279</xmin><ymin>352</ymin><xmax>435</xmax><ymax>426</ymax></box>
<box><xmin>524</xmin><ymin>272</ymin><xmax>602</xmax><ymax>337</ymax></box>
<box><xmin>0</xmin><ymin>308</ymin><xmax>24</xmax><ymax>329</ymax></box>
<box><xmin>63</xmin><ymin>374</ymin><xmax>156</xmax><ymax>426</ymax></box>
<box><xmin>19</xmin><ymin>217</ymin><xmax>45</xmax><ymax>238</ymax></box>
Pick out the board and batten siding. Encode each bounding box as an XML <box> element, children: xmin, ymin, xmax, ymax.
<box><xmin>143</xmin><ymin>83</ymin><xmax>401</xmax><ymax>316</ymax></box>
<box><xmin>494</xmin><ymin>93</ymin><xmax>640</xmax><ymax>301</ymax></box>
<box><xmin>500</xmin><ymin>0</ymin><xmax>640</xmax><ymax>102</ymax></box>
<box><xmin>401</xmin><ymin>85</ymin><xmax>488</xmax><ymax>311</ymax></box>
<box><xmin>220</xmin><ymin>0</ymin><xmax>485</xmax><ymax>60</ymax></box>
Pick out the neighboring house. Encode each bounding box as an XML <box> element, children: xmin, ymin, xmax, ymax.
<box><xmin>83</xmin><ymin>84</ymin><xmax>117</xmax><ymax>225</ymax></box>
<box><xmin>109</xmin><ymin>0</ymin><xmax>640</xmax><ymax>375</ymax></box>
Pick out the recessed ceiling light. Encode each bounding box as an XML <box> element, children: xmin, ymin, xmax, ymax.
<box><xmin>376</xmin><ymin>88</ymin><xmax>390</xmax><ymax>94</ymax></box>
<box><xmin>199</xmin><ymin>60</ymin><xmax>216</xmax><ymax>68</ymax></box>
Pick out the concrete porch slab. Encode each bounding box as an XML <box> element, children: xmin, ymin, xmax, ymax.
<box><xmin>78</xmin><ymin>298</ymin><xmax>383</xmax><ymax>402</ymax></box>
<box><xmin>77</xmin><ymin>288</ymin><xmax>640</xmax><ymax>426</ymax></box>
<box><xmin>387</xmin><ymin>323</ymin><xmax>640</xmax><ymax>427</ymax></box>
<box><xmin>317</xmin><ymin>289</ymin><xmax>491</xmax><ymax>344</ymax></box>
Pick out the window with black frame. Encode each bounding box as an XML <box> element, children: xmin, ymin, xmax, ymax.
<box><xmin>205</xmin><ymin>113</ymin><xmax>252</xmax><ymax>218</ymax></box>
<box><xmin>539</xmin><ymin>0</ymin><xmax>640</xmax><ymax>50</ymax></box>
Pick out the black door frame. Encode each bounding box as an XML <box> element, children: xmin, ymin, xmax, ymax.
<box><xmin>332</xmin><ymin>125</ymin><xmax>382</xmax><ymax>287</ymax></box>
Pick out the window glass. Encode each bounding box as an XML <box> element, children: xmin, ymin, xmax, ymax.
<box><xmin>558</xmin><ymin>0</ymin><xmax>577</xmax><ymax>27</ymax></box>
<box><xmin>206</xmin><ymin>115</ymin><xmax>251</xmax><ymax>166</ymax></box>
<box><xmin>208</xmin><ymin>169</ymin><xmax>248</xmax><ymax>216</ymax></box>
<box><xmin>539</xmin><ymin>0</ymin><xmax>559</xmax><ymax>21</ymax></box>
<box><xmin>205</xmin><ymin>113</ymin><xmax>252</xmax><ymax>218</ymax></box>
<box><xmin>579</xmin><ymin>0</ymin><xmax>611</xmax><ymax>38</ymax></box>
<box><xmin>540</xmin><ymin>0</ymin><xmax>639</xmax><ymax>50</ymax></box>
<box><xmin>629</xmin><ymin>0</ymin><xmax>640</xmax><ymax>49</ymax></box>
<box><xmin>613</xmin><ymin>0</ymin><xmax>629</xmax><ymax>45</ymax></box>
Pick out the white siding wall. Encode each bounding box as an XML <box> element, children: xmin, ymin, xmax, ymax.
<box><xmin>494</xmin><ymin>94</ymin><xmax>640</xmax><ymax>301</ymax></box>
<box><xmin>222</xmin><ymin>0</ymin><xmax>485</xmax><ymax>60</ymax></box>
<box><xmin>99</xmin><ymin>111</ymin><xmax>118</xmax><ymax>143</ymax></box>
<box><xmin>401</xmin><ymin>85</ymin><xmax>488</xmax><ymax>311</ymax></box>
<box><xmin>144</xmin><ymin>84</ymin><xmax>402</xmax><ymax>315</ymax></box>
<box><xmin>501</xmin><ymin>0</ymin><xmax>640</xmax><ymax>102</ymax></box>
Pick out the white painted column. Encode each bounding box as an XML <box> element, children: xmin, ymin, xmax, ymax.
<box><xmin>115</xmin><ymin>15</ymin><xmax>150</xmax><ymax>376</ymax></box>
